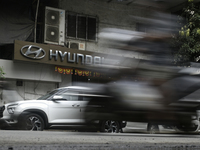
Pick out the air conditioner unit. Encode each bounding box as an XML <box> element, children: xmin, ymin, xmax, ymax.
<box><xmin>68</xmin><ymin>41</ymin><xmax>85</xmax><ymax>50</ymax></box>
<box><xmin>44</xmin><ymin>6</ymin><xmax>65</xmax><ymax>46</ymax></box>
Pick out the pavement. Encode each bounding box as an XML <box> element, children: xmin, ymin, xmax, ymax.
<box><xmin>1</xmin><ymin>130</ymin><xmax>200</xmax><ymax>150</ymax></box>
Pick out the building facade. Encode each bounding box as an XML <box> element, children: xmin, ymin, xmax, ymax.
<box><xmin>0</xmin><ymin>0</ymin><xmax>186</xmax><ymax>104</ymax></box>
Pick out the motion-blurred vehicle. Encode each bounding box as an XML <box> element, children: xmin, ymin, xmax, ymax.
<box><xmin>124</xmin><ymin>122</ymin><xmax>164</xmax><ymax>134</ymax></box>
<box><xmin>84</xmin><ymin>77</ymin><xmax>200</xmax><ymax>133</ymax></box>
<box><xmin>84</xmin><ymin>27</ymin><xmax>200</xmax><ymax>133</ymax></box>
<box><xmin>124</xmin><ymin>118</ymin><xmax>200</xmax><ymax>134</ymax></box>
<box><xmin>0</xmin><ymin>85</ymin><xmax>126</xmax><ymax>132</ymax></box>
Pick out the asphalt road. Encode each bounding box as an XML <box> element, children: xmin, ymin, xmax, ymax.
<box><xmin>0</xmin><ymin>130</ymin><xmax>200</xmax><ymax>150</ymax></box>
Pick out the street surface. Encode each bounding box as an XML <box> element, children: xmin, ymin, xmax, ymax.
<box><xmin>0</xmin><ymin>130</ymin><xmax>200</xmax><ymax>150</ymax></box>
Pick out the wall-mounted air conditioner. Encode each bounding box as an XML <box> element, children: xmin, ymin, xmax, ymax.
<box><xmin>44</xmin><ymin>6</ymin><xmax>65</xmax><ymax>46</ymax></box>
<box><xmin>68</xmin><ymin>41</ymin><xmax>85</xmax><ymax>50</ymax></box>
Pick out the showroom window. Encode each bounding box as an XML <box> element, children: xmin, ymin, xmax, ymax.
<box><xmin>66</xmin><ymin>12</ymin><xmax>98</xmax><ymax>41</ymax></box>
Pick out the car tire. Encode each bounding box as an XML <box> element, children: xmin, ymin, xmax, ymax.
<box><xmin>101</xmin><ymin>120</ymin><xmax>120</xmax><ymax>133</ymax></box>
<box><xmin>147</xmin><ymin>123</ymin><xmax>159</xmax><ymax>134</ymax></box>
<box><xmin>20</xmin><ymin>113</ymin><xmax>44</xmax><ymax>131</ymax></box>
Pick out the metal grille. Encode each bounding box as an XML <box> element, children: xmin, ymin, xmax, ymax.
<box><xmin>0</xmin><ymin>106</ymin><xmax>5</xmax><ymax>118</ymax></box>
<box><xmin>77</xmin><ymin>16</ymin><xmax>86</xmax><ymax>39</ymax></box>
<box><xmin>67</xmin><ymin>14</ymin><xmax>76</xmax><ymax>38</ymax></box>
<box><xmin>88</xmin><ymin>17</ymin><xmax>96</xmax><ymax>40</ymax></box>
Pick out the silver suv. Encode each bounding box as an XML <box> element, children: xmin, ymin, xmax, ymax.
<box><xmin>0</xmin><ymin>86</ymin><xmax>126</xmax><ymax>132</ymax></box>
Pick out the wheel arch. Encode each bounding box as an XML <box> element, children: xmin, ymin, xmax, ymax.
<box><xmin>19</xmin><ymin>109</ymin><xmax>49</xmax><ymax>129</ymax></box>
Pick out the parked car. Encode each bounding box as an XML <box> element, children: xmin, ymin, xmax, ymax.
<box><xmin>0</xmin><ymin>85</ymin><xmax>126</xmax><ymax>132</ymax></box>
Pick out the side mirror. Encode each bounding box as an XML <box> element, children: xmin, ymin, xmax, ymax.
<box><xmin>53</xmin><ymin>95</ymin><xmax>63</xmax><ymax>100</ymax></box>
<box><xmin>52</xmin><ymin>95</ymin><xmax>66</xmax><ymax>101</ymax></box>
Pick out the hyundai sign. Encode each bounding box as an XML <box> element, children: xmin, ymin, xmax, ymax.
<box><xmin>14</xmin><ymin>40</ymin><xmax>108</xmax><ymax>68</ymax></box>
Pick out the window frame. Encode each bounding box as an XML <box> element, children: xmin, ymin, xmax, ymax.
<box><xmin>66</xmin><ymin>11</ymin><xmax>98</xmax><ymax>42</ymax></box>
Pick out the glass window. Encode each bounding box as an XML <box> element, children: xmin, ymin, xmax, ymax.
<box><xmin>87</xmin><ymin>17</ymin><xmax>96</xmax><ymax>40</ymax></box>
<box><xmin>66</xmin><ymin>12</ymin><xmax>98</xmax><ymax>41</ymax></box>
<box><xmin>67</xmin><ymin>14</ymin><xmax>76</xmax><ymax>37</ymax></box>
<box><xmin>58</xmin><ymin>91</ymin><xmax>79</xmax><ymax>101</ymax></box>
<box><xmin>82</xmin><ymin>96</ymin><xmax>90</xmax><ymax>101</ymax></box>
<box><xmin>37</xmin><ymin>89</ymin><xmax>60</xmax><ymax>100</ymax></box>
<box><xmin>77</xmin><ymin>16</ymin><xmax>86</xmax><ymax>39</ymax></box>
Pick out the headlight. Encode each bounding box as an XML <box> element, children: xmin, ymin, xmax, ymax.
<box><xmin>7</xmin><ymin>104</ymin><xmax>18</xmax><ymax>114</ymax></box>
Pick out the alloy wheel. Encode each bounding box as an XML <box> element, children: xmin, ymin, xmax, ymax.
<box><xmin>103</xmin><ymin>120</ymin><xmax>119</xmax><ymax>133</ymax></box>
<box><xmin>25</xmin><ymin>115</ymin><xmax>43</xmax><ymax>131</ymax></box>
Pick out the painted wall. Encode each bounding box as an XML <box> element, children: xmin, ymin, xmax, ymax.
<box><xmin>1</xmin><ymin>60</ymin><xmax>61</xmax><ymax>82</ymax></box>
<box><xmin>0</xmin><ymin>60</ymin><xmax>72</xmax><ymax>101</ymax></box>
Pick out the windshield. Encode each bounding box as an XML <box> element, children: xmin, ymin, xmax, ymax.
<box><xmin>37</xmin><ymin>89</ymin><xmax>60</xmax><ymax>100</ymax></box>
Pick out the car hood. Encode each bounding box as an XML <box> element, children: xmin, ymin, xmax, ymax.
<box><xmin>4</xmin><ymin>100</ymin><xmax>47</xmax><ymax>107</ymax></box>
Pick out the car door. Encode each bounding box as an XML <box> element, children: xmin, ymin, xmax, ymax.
<box><xmin>78</xmin><ymin>93</ymin><xmax>90</xmax><ymax>123</ymax></box>
<box><xmin>48</xmin><ymin>89</ymin><xmax>82</xmax><ymax>124</ymax></box>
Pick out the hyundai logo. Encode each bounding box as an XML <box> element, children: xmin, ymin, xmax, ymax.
<box><xmin>21</xmin><ymin>45</ymin><xmax>46</xmax><ymax>59</ymax></box>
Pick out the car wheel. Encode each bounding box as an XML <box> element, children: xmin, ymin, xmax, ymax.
<box><xmin>21</xmin><ymin>113</ymin><xmax>44</xmax><ymax>131</ymax></box>
<box><xmin>148</xmin><ymin>123</ymin><xmax>159</xmax><ymax>134</ymax></box>
<box><xmin>101</xmin><ymin>120</ymin><xmax>120</xmax><ymax>133</ymax></box>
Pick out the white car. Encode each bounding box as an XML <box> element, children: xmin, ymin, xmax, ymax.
<box><xmin>0</xmin><ymin>86</ymin><xmax>126</xmax><ymax>132</ymax></box>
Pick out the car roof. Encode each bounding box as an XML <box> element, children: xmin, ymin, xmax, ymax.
<box><xmin>56</xmin><ymin>84</ymin><xmax>105</xmax><ymax>92</ymax></box>
<box><xmin>56</xmin><ymin>86</ymin><xmax>93</xmax><ymax>91</ymax></box>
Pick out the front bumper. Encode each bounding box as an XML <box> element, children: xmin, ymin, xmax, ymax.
<box><xmin>0</xmin><ymin>105</ymin><xmax>5</xmax><ymax>118</ymax></box>
<box><xmin>0</xmin><ymin>105</ymin><xmax>21</xmax><ymax>129</ymax></box>
<box><xmin>0</xmin><ymin>118</ymin><xmax>10</xmax><ymax>129</ymax></box>
<box><xmin>0</xmin><ymin>106</ymin><xmax>10</xmax><ymax>128</ymax></box>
